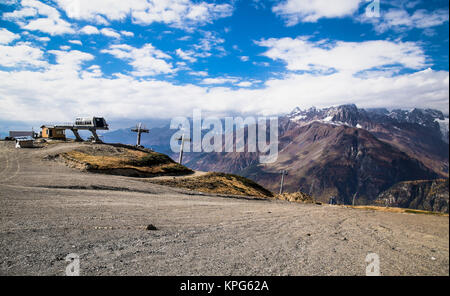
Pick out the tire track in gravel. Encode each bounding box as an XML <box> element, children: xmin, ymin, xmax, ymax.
<box><xmin>0</xmin><ymin>149</ymin><xmax>20</xmax><ymax>184</ymax></box>
<box><xmin>0</xmin><ymin>150</ymin><xmax>10</xmax><ymax>178</ymax></box>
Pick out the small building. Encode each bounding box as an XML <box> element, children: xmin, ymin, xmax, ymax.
<box><xmin>41</xmin><ymin>125</ymin><xmax>66</xmax><ymax>140</ymax></box>
<box><xmin>9</xmin><ymin>131</ymin><xmax>35</xmax><ymax>139</ymax></box>
<box><xmin>15</xmin><ymin>136</ymin><xmax>34</xmax><ymax>148</ymax></box>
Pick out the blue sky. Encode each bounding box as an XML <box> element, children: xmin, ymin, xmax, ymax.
<box><xmin>0</xmin><ymin>0</ymin><xmax>449</xmax><ymax>128</ymax></box>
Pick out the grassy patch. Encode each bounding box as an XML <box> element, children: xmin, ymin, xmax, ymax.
<box><xmin>346</xmin><ymin>205</ymin><xmax>448</xmax><ymax>216</ymax></box>
<box><xmin>61</xmin><ymin>145</ymin><xmax>192</xmax><ymax>177</ymax></box>
<box><xmin>403</xmin><ymin>209</ymin><xmax>447</xmax><ymax>216</ymax></box>
<box><xmin>149</xmin><ymin>172</ymin><xmax>274</xmax><ymax>198</ymax></box>
<box><xmin>130</xmin><ymin>153</ymin><xmax>174</xmax><ymax>167</ymax></box>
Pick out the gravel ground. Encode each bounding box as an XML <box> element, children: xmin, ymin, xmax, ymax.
<box><xmin>0</xmin><ymin>141</ymin><xmax>448</xmax><ymax>276</ymax></box>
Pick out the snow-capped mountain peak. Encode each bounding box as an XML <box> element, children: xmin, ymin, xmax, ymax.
<box><xmin>287</xmin><ymin>104</ymin><xmax>449</xmax><ymax>143</ymax></box>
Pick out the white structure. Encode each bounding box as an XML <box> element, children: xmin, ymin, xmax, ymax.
<box><xmin>15</xmin><ymin>136</ymin><xmax>34</xmax><ymax>148</ymax></box>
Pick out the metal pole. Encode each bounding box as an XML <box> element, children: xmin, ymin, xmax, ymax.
<box><xmin>352</xmin><ymin>193</ymin><xmax>356</xmax><ymax>206</ymax></box>
<box><xmin>136</xmin><ymin>123</ymin><xmax>142</xmax><ymax>146</ymax></box>
<box><xmin>279</xmin><ymin>173</ymin><xmax>285</xmax><ymax>195</ymax></box>
<box><xmin>178</xmin><ymin>133</ymin><xmax>184</xmax><ymax>164</ymax></box>
<box><xmin>279</xmin><ymin>170</ymin><xmax>287</xmax><ymax>195</ymax></box>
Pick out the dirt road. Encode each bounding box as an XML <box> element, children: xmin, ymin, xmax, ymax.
<box><xmin>0</xmin><ymin>141</ymin><xmax>448</xmax><ymax>275</ymax></box>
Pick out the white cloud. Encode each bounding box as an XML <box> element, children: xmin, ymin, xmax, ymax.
<box><xmin>175</xmin><ymin>61</ymin><xmax>189</xmax><ymax>70</ymax></box>
<box><xmin>237</xmin><ymin>81</ymin><xmax>253</xmax><ymax>87</ymax></box>
<box><xmin>178</xmin><ymin>35</ymin><xmax>192</xmax><ymax>41</ymax></box>
<box><xmin>361</xmin><ymin>8</ymin><xmax>449</xmax><ymax>33</ymax></box>
<box><xmin>100</xmin><ymin>28</ymin><xmax>121</xmax><ymax>39</ymax></box>
<box><xmin>0</xmin><ymin>4</ymin><xmax>447</xmax><ymax>124</ymax></box>
<box><xmin>0</xmin><ymin>28</ymin><xmax>20</xmax><ymax>44</ymax></box>
<box><xmin>102</xmin><ymin>44</ymin><xmax>174</xmax><ymax>76</ymax></box>
<box><xmin>4</xmin><ymin>0</ymin><xmax>75</xmax><ymax>35</ymax></box>
<box><xmin>3</xmin><ymin>6</ymin><xmax>37</xmax><ymax>20</ymax></box>
<box><xmin>413</xmin><ymin>9</ymin><xmax>449</xmax><ymax>28</ymax></box>
<box><xmin>69</xmin><ymin>40</ymin><xmax>82</xmax><ymax>46</ymax></box>
<box><xmin>200</xmin><ymin>77</ymin><xmax>239</xmax><ymax>85</ymax></box>
<box><xmin>54</xmin><ymin>0</ymin><xmax>233</xmax><ymax>29</ymax></box>
<box><xmin>273</xmin><ymin>0</ymin><xmax>363</xmax><ymax>25</ymax></box>
<box><xmin>0</xmin><ymin>42</ymin><xmax>48</xmax><ymax>68</ymax></box>
<box><xmin>48</xmin><ymin>50</ymin><xmax>94</xmax><ymax>72</ymax></box>
<box><xmin>83</xmin><ymin>65</ymin><xmax>103</xmax><ymax>78</ymax></box>
<box><xmin>37</xmin><ymin>36</ymin><xmax>51</xmax><ymax>42</ymax></box>
<box><xmin>176</xmin><ymin>48</ymin><xmax>197</xmax><ymax>63</ymax></box>
<box><xmin>240</xmin><ymin>56</ymin><xmax>249</xmax><ymax>62</ymax></box>
<box><xmin>120</xmin><ymin>30</ymin><xmax>134</xmax><ymax>37</ymax></box>
<box><xmin>60</xmin><ymin>45</ymin><xmax>71</xmax><ymax>50</ymax></box>
<box><xmin>193</xmin><ymin>31</ymin><xmax>226</xmax><ymax>58</ymax></box>
<box><xmin>252</xmin><ymin>0</ymin><xmax>266</xmax><ymax>10</ymax></box>
<box><xmin>189</xmin><ymin>71</ymin><xmax>208</xmax><ymax>77</ymax></box>
<box><xmin>257</xmin><ymin>69</ymin><xmax>449</xmax><ymax>115</ymax></box>
<box><xmin>0</xmin><ymin>43</ymin><xmax>447</xmax><ymax>123</ymax></box>
<box><xmin>0</xmin><ymin>64</ymin><xmax>448</xmax><ymax>124</ymax></box>
<box><xmin>253</xmin><ymin>61</ymin><xmax>270</xmax><ymax>67</ymax></box>
<box><xmin>80</xmin><ymin>25</ymin><xmax>100</xmax><ymax>35</ymax></box>
<box><xmin>92</xmin><ymin>15</ymin><xmax>110</xmax><ymax>25</ymax></box>
<box><xmin>23</xmin><ymin>17</ymin><xmax>75</xmax><ymax>35</ymax></box>
<box><xmin>257</xmin><ymin>37</ymin><xmax>427</xmax><ymax>75</ymax></box>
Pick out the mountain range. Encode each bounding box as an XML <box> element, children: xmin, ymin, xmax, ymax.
<box><xmin>102</xmin><ymin>104</ymin><xmax>449</xmax><ymax>205</ymax></box>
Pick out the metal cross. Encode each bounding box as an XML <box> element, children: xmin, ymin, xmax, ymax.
<box><xmin>131</xmin><ymin>123</ymin><xmax>149</xmax><ymax>147</ymax></box>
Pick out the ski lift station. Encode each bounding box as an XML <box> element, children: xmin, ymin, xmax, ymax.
<box><xmin>40</xmin><ymin>117</ymin><xmax>109</xmax><ymax>142</ymax></box>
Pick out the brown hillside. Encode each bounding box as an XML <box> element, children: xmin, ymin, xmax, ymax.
<box><xmin>56</xmin><ymin>144</ymin><xmax>192</xmax><ymax>177</ymax></box>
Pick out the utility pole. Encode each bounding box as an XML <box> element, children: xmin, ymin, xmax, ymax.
<box><xmin>279</xmin><ymin>170</ymin><xmax>288</xmax><ymax>195</ymax></box>
<box><xmin>131</xmin><ymin>123</ymin><xmax>149</xmax><ymax>147</ymax></box>
<box><xmin>177</xmin><ymin>133</ymin><xmax>191</xmax><ymax>165</ymax></box>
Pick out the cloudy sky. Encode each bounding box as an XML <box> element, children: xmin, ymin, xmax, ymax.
<box><xmin>0</xmin><ymin>0</ymin><xmax>449</xmax><ymax>126</ymax></box>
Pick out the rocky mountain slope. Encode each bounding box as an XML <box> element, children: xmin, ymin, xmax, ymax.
<box><xmin>183</xmin><ymin>105</ymin><xmax>447</xmax><ymax>204</ymax></box>
<box><xmin>185</xmin><ymin>120</ymin><xmax>439</xmax><ymax>204</ymax></box>
<box><xmin>376</xmin><ymin>179</ymin><xmax>449</xmax><ymax>213</ymax></box>
<box><xmin>102</xmin><ymin>104</ymin><xmax>448</xmax><ymax>206</ymax></box>
<box><xmin>287</xmin><ymin>105</ymin><xmax>449</xmax><ymax>176</ymax></box>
